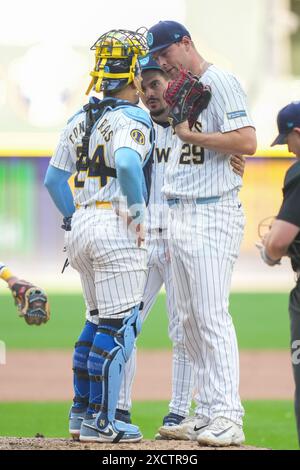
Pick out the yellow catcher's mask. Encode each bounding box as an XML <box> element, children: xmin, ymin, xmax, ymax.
<box><xmin>86</xmin><ymin>29</ymin><xmax>148</xmax><ymax>95</ymax></box>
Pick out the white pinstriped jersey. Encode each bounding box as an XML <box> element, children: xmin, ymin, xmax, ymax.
<box><xmin>51</xmin><ymin>105</ymin><xmax>152</xmax><ymax>206</ymax></box>
<box><xmin>163</xmin><ymin>65</ymin><xmax>255</xmax><ymax>199</ymax></box>
<box><xmin>146</xmin><ymin>120</ymin><xmax>178</xmax><ymax>231</ymax></box>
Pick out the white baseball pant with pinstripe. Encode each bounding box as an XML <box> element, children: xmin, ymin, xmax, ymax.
<box><xmin>117</xmin><ymin>232</ymin><xmax>194</xmax><ymax>416</ymax></box>
<box><xmin>167</xmin><ymin>194</ymin><xmax>245</xmax><ymax>424</ymax></box>
<box><xmin>117</xmin><ymin>119</ymin><xmax>194</xmax><ymax>416</ymax></box>
<box><xmin>65</xmin><ymin>206</ymin><xmax>147</xmax><ymax>320</ymax></box>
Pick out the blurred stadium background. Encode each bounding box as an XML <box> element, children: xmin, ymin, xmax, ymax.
<box><xmin>0</xmin><ymin>0</ymin><xmax>300</xmax><ymax>449</ymax></box>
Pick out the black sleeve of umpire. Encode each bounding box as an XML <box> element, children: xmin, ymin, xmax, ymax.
<box><xmin>277</xmin><ymin>177</ymin><xmax>300</xmax><ymax>229</ymax></box>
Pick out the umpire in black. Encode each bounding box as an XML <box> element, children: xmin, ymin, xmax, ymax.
<box><xmin>257</xmin><ymin>101</ymin><xmax>300</xmax><ymax>445</ymax></box>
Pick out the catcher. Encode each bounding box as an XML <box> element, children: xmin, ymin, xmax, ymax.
<box><xmin>256</xmin><ymin>101</ymin><xmax>300</xmax><ymax>446</ymax></box>
<box><xmin>0</xmin><ymin>262</ymin><xmax>50</xmax><ymax>325</ymax></box>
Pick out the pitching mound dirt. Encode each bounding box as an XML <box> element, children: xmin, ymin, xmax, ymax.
<box><xmin>0</xmin><ymin>437</ymin><xmax>267</xmax><ymax>451</ymax></box>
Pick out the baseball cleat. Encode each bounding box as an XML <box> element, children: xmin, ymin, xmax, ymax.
<box><xmin>155</xmin><ymin>412</ymin><xmax>185</xmax><ymax>440</ymax></box>
<box><xmin>69</xmin><ymin>408</ymin><xmax>86</xmax><ymax>440</ymax></box>
<box><xmin>80</xmin><ymin>417</ymin><xmax>143</xmax><ymax>443</ymax></box>
<box><xmin>158</xmin><ymin>415</ymin><xmax>210</xmax><ymax>441</ymax></box>
<box><xmin>197</xmin><ymin>417</ymin><xmax>245</xmax><ymax>447</ymax></box>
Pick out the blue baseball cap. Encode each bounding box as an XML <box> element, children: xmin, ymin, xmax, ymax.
<box><xmin>271</xmin><ymin>101</ymin><xmax>300</xmax><ymax>146</ymax></box>
<box><xmin>147</xmin><ymin>21</ymin><xmax>191</xmax><ymax>54</ymax></box>
<box><xmin>139</xmin><ymin>54</ymin><xmax>162</xmax><ymax>72</ymax></box>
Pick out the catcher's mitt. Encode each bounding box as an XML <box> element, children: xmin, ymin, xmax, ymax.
<box><xmin>10</xmin><ymin>281</ymin><xmax>50</xmax><ymax>326</ymax></box>
<box><xmin>164</xmin><ymin>68</ymin><xmax>212</xmax><ymax>129</ymax></box>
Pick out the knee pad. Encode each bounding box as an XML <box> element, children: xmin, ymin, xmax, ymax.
<box><xmin>87</xmin><ymin>305</ymin><xmax>141</xmax><ymax>422</ymax></box>
<box><xmin>116</xmin><ymin>304</ymin><xmax>141</xmax><ymax>361</ymax></box>
<box><xmin>73</xmin><ymin>320</ymin><xmax>97</xmax><ymax>408</ymax></box>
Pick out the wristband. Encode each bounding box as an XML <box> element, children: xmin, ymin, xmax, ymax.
<box><xmin>261</xmin><ymin>246</ymin><xmax>281</xmax><ymax>266</ymax></box>
<box><xmin>0</xmin><ymin>265</ymin><xmax>13</xmax><ymax>281</ymax></box>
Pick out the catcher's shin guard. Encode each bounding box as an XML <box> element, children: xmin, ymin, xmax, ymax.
<box><xmin>72</xmin><ymin>320</ymin><xmax>97</xmax><ymax>410</ymax></box>
<box><xmin>87</xmin><ymin>306</ymin><xmax>141</xmax><ymax>424</ymax></box>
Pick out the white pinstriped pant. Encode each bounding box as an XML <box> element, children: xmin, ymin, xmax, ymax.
<box><xmin>167</xmin><ymin>194</ymin><xmax>245</xmax><ymax>425</ymax></box>
<box><xmin>118</xmin><ymin>233</ymin><xmax>194</xmax><ymax>416</ymax></box>
<box><xmin>65</xmin><ymin>206</ymin><xmax>147</xmax><ymax>319</ymax></box>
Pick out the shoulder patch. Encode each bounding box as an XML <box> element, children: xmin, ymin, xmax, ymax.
<box><xmin>130</xmin><ymin>129</ymin><xmax>145</xmax><ymax>145</ymax></box>
<box><xmin>227</xmin><ymin>110</ymin><xmax>247</xmax><ymax>120</ymax></box>
<box><xmin>122</xmin><ymin>106</ymin><xmax>152</xmax><ymax>128</ymax></box>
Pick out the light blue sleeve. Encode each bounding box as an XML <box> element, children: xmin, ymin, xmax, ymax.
<box><xmin>115</xmin><ymin>147</ymin><xmax>145</xmax><ymax>222</ymax></box>
<box><xmin>44</xmin><ymin>165</ymin><xmax>75</xmax><ymax>217</ymax></box>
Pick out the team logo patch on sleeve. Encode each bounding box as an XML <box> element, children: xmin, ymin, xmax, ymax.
<box><xmin>130</xmin><ymin>129</ymin><xmax>145</xmax><ymax>145</ymax></box>
<box><xmin>227</xmin><ymin>110</ymin><xmax>247</xmax><ymax>119</ymax></box>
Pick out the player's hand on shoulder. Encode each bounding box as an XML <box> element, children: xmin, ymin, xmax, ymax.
<box><xmin>230</xmin><ymin>154</ymin><xmax>246</xmax><ymax>177</ymax></box>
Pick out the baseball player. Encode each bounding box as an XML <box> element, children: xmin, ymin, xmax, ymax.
<box><xmin>256</xmin><ymin>101</ymin><xmax>300</xmax><ymax>446</ymax></box>
<box><xmin>45</xmin><ymin>29</ymin><xmax>154</xmax><ymax>443</ymax></box>
<box><xmin>117</xmin><ymin>56</ymin><xmax>195</xmax><ymax>435</ymax></box>
<box><xmin>147</xmin><ymin>21</ymin><xmax>257</xmax><ymax>446</ymax></box>
<box><xmin>117</xmin><ymin>56</ymin><xmax>247</xmax><ymax>439</ymax></box>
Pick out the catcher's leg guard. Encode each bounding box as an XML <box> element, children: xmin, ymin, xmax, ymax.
<box><xmin>72</xmin><ymin>320</ymin><xmax>98</xmax><ymax>411</ymax></box>
<box><xmin>87</xmin><ymin>306</ymin><xmax>141</xmax><ymax>426</ymax></box>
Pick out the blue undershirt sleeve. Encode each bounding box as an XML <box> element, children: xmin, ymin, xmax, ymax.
<box><xmin>115</xmin><ymin>147</ymin><xmax>145</xmax><ymax>222</ymax></box>
<box><xmin>44</xmin><ymin>165</ymin><xmax>75</xmax><ymax>217</ymax></box>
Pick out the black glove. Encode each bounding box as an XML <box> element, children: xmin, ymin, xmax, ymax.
<box><xmin>61</xmin><ymin>216</ymin><xmax>72</xmax><ymax>231</ymax></box>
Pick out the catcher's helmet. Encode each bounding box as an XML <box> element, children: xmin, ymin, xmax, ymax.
<box><xmin>86</xmin><ymin>28</ymin><xmax>148</xmax><ymax>95</ymax></box>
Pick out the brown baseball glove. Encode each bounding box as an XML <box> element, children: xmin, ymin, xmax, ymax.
<box><xmin>10</xmin><ymin>281</ymin><xmax>50</xmax><ymax>326</ymax></box>
<box><xmin>164</xmin><ymin>68</ymin><xmax>212</xmax><ymax>129</ymax></box>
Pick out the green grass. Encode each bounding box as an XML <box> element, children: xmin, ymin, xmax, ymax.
<box><xmin>0</xmin><ymin>402</ymin><xmax>70</xmax><ymax>439</ymax></box>
<box><xmin>0</xmin><ymin>292</ymin><xmax>290</xmax><ymax>350</ymax></box>
<box><xmin>230</xmin><ymin>293</ymin><xmax>290</xmax><ymax>350</ymax></box>
<box><xmin>243</xmin><ymin>401</ymin><xmax>298</xmax><ymax>450</ymax></box>
<box><xmin>0</xmin><ymin>401</ymin><xmax>298</xmax><ymax>450</ymax></box>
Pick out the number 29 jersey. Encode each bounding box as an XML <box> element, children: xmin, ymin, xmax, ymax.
<box><xmin>162</xmin><ymin>65</ymin><xmax>255</xmax><ymax>199</ymax></box>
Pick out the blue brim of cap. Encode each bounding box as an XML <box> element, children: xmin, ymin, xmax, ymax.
<box><xmin>271</xmin><ymin>133</ymin><xmax>288</xmax><ymax>146</ymax></box>
<box><xmin>149</xmin><ymin>41</ymin><xmax>176</xmax><ymax>54</ymax></box>
<box><xmin>141</xmin><ymin>64</ymin><xmax>162</xmax><ymax>72</ymax></box>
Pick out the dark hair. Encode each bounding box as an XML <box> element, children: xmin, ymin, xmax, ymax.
<box><xmin>103</xmin><ymin>89</ymin><xmax>120</xmax><ymax>97</ymax></box>
<box><xmin>103</xmin><ymin>81</ymin><xmax>135</xmax><ymax>97</ymax></box>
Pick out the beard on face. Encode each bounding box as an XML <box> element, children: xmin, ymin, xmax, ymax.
<box><xmin>149</xmin><ymin>105</ymin><xmax>168</xmax><ymax>117</ymax></box>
